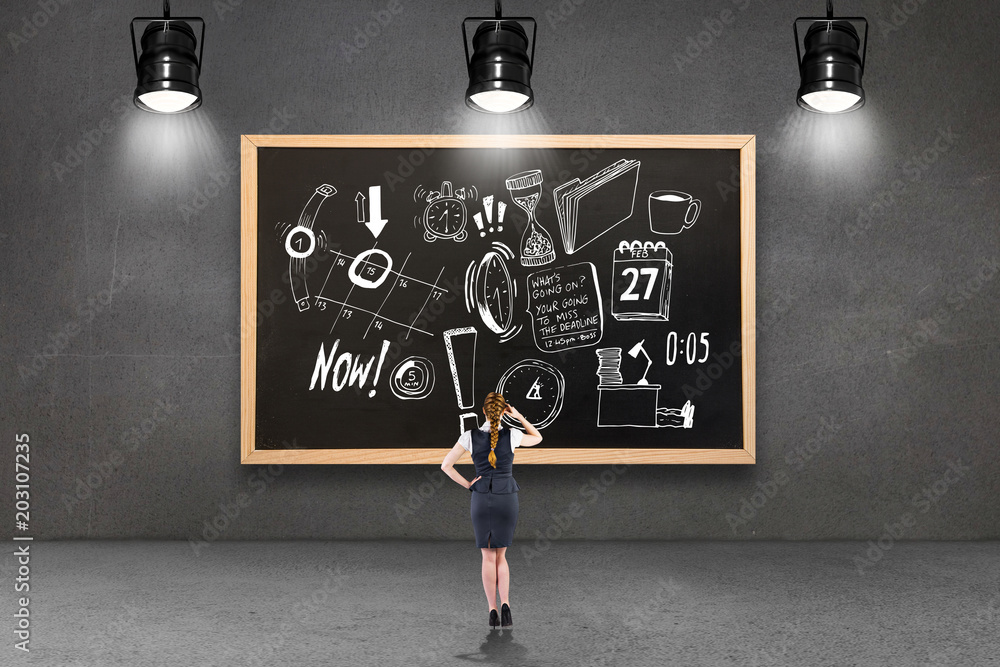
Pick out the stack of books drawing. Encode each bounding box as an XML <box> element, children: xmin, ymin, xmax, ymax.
<box><xmin>595</xmin><ymin>348</ymin><xmax>624</xmax><ymax>386</ymax></box>
<box><xmin>553</xmin><ymin>159</ymin><xmax>641</xmax><ymax>254</ymax></box>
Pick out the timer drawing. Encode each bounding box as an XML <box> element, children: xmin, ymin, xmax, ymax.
<box><xmin>313</xmin><ymin>243</ymin><xmax>449</xmax><ymax>340</ymax></box>
<box><xmin>413</xmin><ymin>181</ymin><xmax>478</xmax><ymax>243</ymax></box>
<box><xmin>389</xmin><ymin>356</ymin><xmax>435</xmax><ymax>400</ymax></box>
<box><xmin>465</xmin><ymin>242</ymin><xmax>522</xmax><ymax>343</ymax></box>
<box><xmin>497</xmin><ymin>359</ymin><xmax>565</xmax><ymax>430</ymax></box>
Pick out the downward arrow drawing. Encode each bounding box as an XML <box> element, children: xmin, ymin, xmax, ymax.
<box><xmin>366</xmin><ymin>219</ymin><xmax>388</xmax><ymax>238</ymax></box>
<box><xmin>365</xmin><ymin>185</ymin><xmax>388</xmax><ymax>239</ymax></box>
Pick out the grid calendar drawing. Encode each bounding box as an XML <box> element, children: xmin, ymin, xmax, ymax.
<box><xmin>314</xmin><ymin>244</ymin><xmax>450</xmax><ymax>339</ymax></box>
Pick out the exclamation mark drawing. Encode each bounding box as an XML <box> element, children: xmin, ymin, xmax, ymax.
<box><xmin>443</xmin><ymin>327</ymin><xmax>479</xmax><ymax>434</ymax></box>
<box><xmin>496</xmin><ymin>201</ymin><xmax>506</xmax><ymax>232</ymax></box>
<box><xmin>473</xmin><ymin>213</ymin><xmax>486</xmax><ymax>238</ymax></box>
<box><xmin>368</xmin><ymin>340</ymin><xmax>391</xmax><ymax>397</ymax></box>
<box><xmin>444</xmin><ymin>327</ymin><xmax>477</xmax><ymax>407</ymax></box>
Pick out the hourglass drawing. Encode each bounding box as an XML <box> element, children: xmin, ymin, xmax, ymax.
<box><xmin>505</xmin><ymin>169</ymin><xmax>556</xmax><ymax>267</ymax></box>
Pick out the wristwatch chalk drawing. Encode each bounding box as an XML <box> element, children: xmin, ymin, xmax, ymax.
<box><xmin>286</xmin><ymin>184</ymin><xmax>336</xmax><ymax>311</ymax></box>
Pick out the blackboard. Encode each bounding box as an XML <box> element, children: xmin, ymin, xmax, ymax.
<box><xmin>240</xmin><ymin>136</ymin><xmax>755</xmax><ymax>464</ymax></box>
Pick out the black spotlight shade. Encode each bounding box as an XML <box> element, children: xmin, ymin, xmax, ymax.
<box><xmin>131</xmin><ymin>10</ymin><xmax>204</xmax><ymax>114</ymax></box>
<box><xmin>795</xmin><ymin>16</ymin><xmax>867</xmax><ymax>114</ymax></box>
<box><xmin>464</xmin><ymin>16</ymin><xmax>535</xmax><ymax>114</ymax></box>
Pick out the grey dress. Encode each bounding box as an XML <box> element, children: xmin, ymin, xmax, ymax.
<box><xmin>468</xmin><ymin>426</ymin><xmax>520</xmax><ymax>548</ymax></box>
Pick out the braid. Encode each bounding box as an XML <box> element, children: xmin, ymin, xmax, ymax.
<box><xmin>483</xmin><ymin>392</ymin><xmax>507</xmax><ymax>469</ymax></box>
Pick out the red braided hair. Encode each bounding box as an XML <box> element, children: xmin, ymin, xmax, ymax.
<box><xmin>483</xmin><ymin>392</ymin><xmax>507</xmax><ymax>469</ymax></box>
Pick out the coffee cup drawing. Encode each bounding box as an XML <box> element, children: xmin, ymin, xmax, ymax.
<box><xmin>648</xmin><ymin>190</ymin><xmax>701</xmax><ymax>235</ymax></box>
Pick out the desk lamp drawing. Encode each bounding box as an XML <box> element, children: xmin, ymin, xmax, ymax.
<box><xmin>628</xmin><ymin>339</ymin><xmax>653</xmax><ymax>385</ymax></box>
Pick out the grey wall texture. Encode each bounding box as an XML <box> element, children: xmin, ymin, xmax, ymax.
<box><xmin>1</xmin><ymin>0</ymin><xmax>997</xmax><ymax>542</ymax></box>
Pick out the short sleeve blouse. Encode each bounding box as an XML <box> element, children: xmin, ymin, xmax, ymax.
<box><xmin>459</xmin><ymin>421</ymin><xmax>523</xmax><ymax>453</ymax></box>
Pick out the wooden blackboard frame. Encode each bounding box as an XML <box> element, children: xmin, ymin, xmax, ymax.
<box><xmin>241</xmin><ymin>135</ymin><xmax>755</xmax><ymax>465</ymax></box>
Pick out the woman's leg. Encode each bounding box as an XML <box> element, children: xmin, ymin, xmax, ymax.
<box><xmin>495</xmin><ymin>546</ymin><xmax>510</xmax><ymax>606</ymax></box>
<box><xmin>481</xmin><ymin>547</ymin><xmax>498</xmax><ymax>611</ymax></box>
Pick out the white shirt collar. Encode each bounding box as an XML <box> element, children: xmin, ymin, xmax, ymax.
<box><xmin>478</xmin><ymin>420</ymin><xmax>491</xmax><ymax>432</ymax></box>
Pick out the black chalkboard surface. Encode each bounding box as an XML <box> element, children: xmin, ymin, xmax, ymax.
<box><xmin>241</xmin><ymin>136</ymin><xmax>755</xmax><ymax>465</ymax></box>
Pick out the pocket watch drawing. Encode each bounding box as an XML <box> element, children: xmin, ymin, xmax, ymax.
<box><xmin>419</xmin><ymin>181</ymin><xmax>469</xmax><ymax>242</ymax></box>
<box><xmin>465</xmin><ymin>242</ymin><xmax>522</xmax><ymax>342</ymax></box>
<box><xmin>497</xmin><ymin>359</ymin><xmax>565</xmax><ymax>430</ymax></box>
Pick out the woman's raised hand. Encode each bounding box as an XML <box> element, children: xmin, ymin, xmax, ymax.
<box><xmin>505</xmin><ymin>403</ymin><xmax>542</xmax><ymax>441</ymax></box>
<box><xmin>505</xmin><ymin>404</ymin><xmax>524</xmax><ymax>421</ymax></box>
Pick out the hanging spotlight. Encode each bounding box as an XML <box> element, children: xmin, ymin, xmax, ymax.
<box><xmin>462</xmin><ymin>1</ymin><xmax>536</xmax><ymax>114</ymax></box>
<box><xmin>794</xmin><ymin>0</ymin><xmax>868</xmax><ymax>114</ymax></box>
<box><xmin>130</xmin><ymin>1</ymin><xmax>205</xmax><ymax>114</ymax></box>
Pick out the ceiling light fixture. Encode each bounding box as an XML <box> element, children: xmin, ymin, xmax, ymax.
<box><xmin>794</xmin><ymin>0</ymin><xmax>868</xmax><ymax>114</ymax></box>
<box><xmin>462</xmin><ymin>1</ymin><xmax>536</xmax><ymax>114</ymax></box>
<box><xmin>130</xmin><ymin>1</ymin><xmax>205</xmax><ymax>114</ymax></box>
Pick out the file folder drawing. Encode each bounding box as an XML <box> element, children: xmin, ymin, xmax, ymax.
<box><xmin>554</xmin><ymin>159</ymin><xmax>641</xmax><ymax>254</ymax></box>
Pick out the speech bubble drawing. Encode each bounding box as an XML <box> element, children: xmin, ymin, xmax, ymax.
<box><xmin>526</xmin><ymin>262</ymin><xmax>603</xmax><ymax>353</ymax></box>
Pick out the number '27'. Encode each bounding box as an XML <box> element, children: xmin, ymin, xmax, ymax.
<box><xmin>620</xmin><ymin>268</ymin><xmax>659</xmax><ymax>301</ymax></box>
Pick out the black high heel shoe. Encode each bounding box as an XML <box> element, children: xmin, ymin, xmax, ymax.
<box><xmin>500</xmin><ymin>603</ymin><xmax>512</xmax><ymax>628</ymax></box>
<box><xmin>488</xmin><ymin>608</ymin><xmax>500</xmax><ymax>629</ymax></box>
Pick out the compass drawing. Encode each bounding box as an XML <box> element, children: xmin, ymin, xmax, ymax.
<box><xmin>497</xmin><ymin>359</ymin><xmax>565</xmax><ymax>430</ymax></box>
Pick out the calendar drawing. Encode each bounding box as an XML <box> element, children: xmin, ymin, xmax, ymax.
<box><xmin>314</xmin><ymin>244</ymin><xmax>450</xmax><ymax>339</ymax></box>
<box><xmin>611</xmin><ymin>240</ymin><xmax>674</xmax><ymax>322</ymax></box>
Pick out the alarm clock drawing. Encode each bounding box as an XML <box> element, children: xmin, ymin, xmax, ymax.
<box><xmin>497</xmin><ymin>359</ymin><xmax>565</xmax><ymax>430</ymax></box>
<box><xmin>465</xmin><ymin>242</ymin><xmax>522</xmax><ymax>342</ymax></box>
<box><xmin>421</xmin><ymin>181</ymin><xmax>469</xmax><ymax>243</ymax></box>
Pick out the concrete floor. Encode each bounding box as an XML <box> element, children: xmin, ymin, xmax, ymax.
<box><xmin>12</xmin><ymin>541</ymin><xmax>1000</xmax><ymax>666</ymax></box>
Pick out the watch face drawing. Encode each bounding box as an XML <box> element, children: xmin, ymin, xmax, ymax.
<box><xmin>497</xmin><ymin>359</ymin><xmax>565</xmax><ymax>430</ymax></box>
<box><xmin>465</xmin><ymin>242</ymin><xmax>522</xmax><ymax>343</ymax></box>
<box><xmin>481</xmin><ymin>251</ymin><xmax>513</xmax><ymax>333</ymax></box>
<box><xmin>425</xmin><ymin>199</ymin><xmax>467</xmax><ymax>239</ymax></box>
